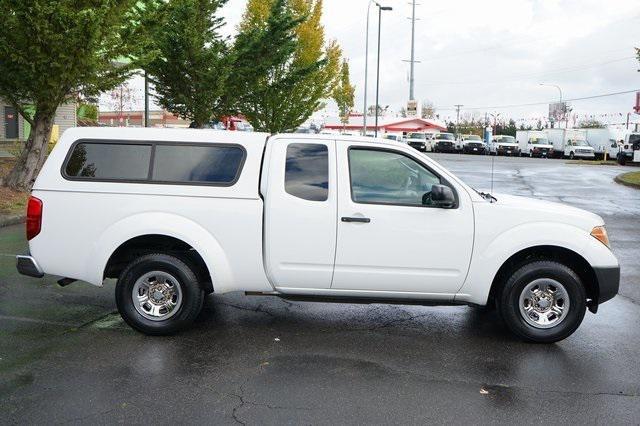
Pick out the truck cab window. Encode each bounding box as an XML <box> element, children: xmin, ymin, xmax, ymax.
<box><xmin>285</xmin><ymin>143</ymin><xmax>329</xmax><ymax>202</ymax></box>
<box><xmin>348</xmin><ymin>148</ymin><xmax>441</xmax><ymax>206</ymax></box>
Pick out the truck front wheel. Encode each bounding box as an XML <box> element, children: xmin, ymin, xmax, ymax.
<box><xmin>498</xmin><ymin>261</ymin><xmax>586</xmax><ymax>343</ymax></box>
<box><xmin>116</xmin><ymin>253</ymin><xmax>204</xmax><ymax>335</ymax></box>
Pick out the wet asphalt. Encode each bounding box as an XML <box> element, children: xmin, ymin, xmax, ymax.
<box><xmin>1</xmin><ymin>154</ymin><xmax>639</xmax><ymax>425</ymax></box>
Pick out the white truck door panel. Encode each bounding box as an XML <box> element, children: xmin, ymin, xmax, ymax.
<box><xmin>264</xmin><ymin>139</ymin><xmax>337</xmax><ymax>289</ymax></box>
<box><xmin>332</xmin><ymin>145</ymin><xmax>474</xmax><ymax>295</ymax></box>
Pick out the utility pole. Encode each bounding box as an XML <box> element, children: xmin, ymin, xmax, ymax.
<box><xmin>455</xmin><ymin>104</ymin><xmax>463</xmax><ymax>135</ymax></box>
<box><xmin>409</xmin><ymin>0</ymin><xmax>416</xmax><ymax>100</ymax></box>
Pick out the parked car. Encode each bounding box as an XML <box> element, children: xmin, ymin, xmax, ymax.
<box><xmin>432</xmin><ymin>132</ymin><xmax>457</xmax><ymax>153</ymax></box>
<box><xmin>490</xmin><ymin>135</ymin><xmax>520</xmax><ymax>156</ymax></box>
<box><xmin>17</xmin><ymin>128</ymin><xmax>619</xmax><ymax>343</ymax></box>
<box><xmin>546</xmin><ymin>129</ymin><xmax>594</xmax><ymax>159</ymax></box>
<box><xmin>517</xmin><ymin>130</ymin><xmax>554</xmax><ymax>157</ymax></box>
<box><xmin>461</xmin><ymin>135</ymin><xmax>487</xmax><ymax>155</ymax></box>
<box><xmin>406</xmin><ymin>132</ymin><xmax>430</xmax><ymax>152</ymax></box>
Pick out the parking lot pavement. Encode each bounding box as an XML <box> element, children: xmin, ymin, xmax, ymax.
<box><xmin>1</xmin><ymin>155</ymin><xmax>639</xmax><ymax>424</ymax></box>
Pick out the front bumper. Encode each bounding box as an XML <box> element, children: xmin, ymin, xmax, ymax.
<box><xmin>594</xmin><ymin>265</ymin><xmax>620</xmax><ymax>304</ymax></box>
<box><xmin>497</xmin><ymin>147</ymin><xmax>519</xmax><ymax>155</ymax></box>
<box><xmin>16</xmin><ymin>255</ymin><xmax>44</xmax><ymax>278</ymax></box>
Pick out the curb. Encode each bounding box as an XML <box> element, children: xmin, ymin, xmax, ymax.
<box><xmin>0</xmin><ymin>214</ymin><xmax>25</xmax><ymax>228</ymax></box>
<box><xmin>614</xmin><ymin>173</ymin><xmax>640</xmax><ymax>189</ymax></box>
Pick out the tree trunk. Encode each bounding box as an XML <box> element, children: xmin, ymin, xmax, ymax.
<box><xmin>2</xmin><ymin>111</ymin><xmax>55</xmax><ymax>191</ymax></box>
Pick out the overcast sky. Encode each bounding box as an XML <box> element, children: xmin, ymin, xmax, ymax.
<box><xmin>108</xmin><ymin>0</ymin><xmax>640</xmax><ymax>125</ymax></box>
<box><xmin>222</xmin><ymin>0</ymin><xmax>640</xmax><ymax>124</ymax></box>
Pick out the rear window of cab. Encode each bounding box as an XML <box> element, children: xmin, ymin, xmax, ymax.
<box><xmin>63</xmin><ymin>140</ymin><xmax>246</xmax><ymax>186</ymax></box>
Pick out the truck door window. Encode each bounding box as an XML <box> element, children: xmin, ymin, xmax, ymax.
<box><xmin>285</xmin><ymin>143</ymin><xmax>329</xmax><ymax>202</ymax></box>
<box><xmin>348</xmin><ymin>148</ymin><xmax>441</xmax><ymax>206</ymax></box>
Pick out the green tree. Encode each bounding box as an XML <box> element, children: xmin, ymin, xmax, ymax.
<box><xmin>231</xmin><ymin>0</ymin><xmax>341</xmax><ymax>133</ymax></box>
<box><xmin>0</xmin><ymin>0</ymin><xmax>144</xmax><ymax>190</ymax></box>
<box><xmin>143</xmin><ymin>0</ymin><xmax>229</xmax><ymax>128</ymax></box>
<box><xmin>333</xmin><ymin>60</ymin><xmax>355</xmax><ymax>125</ymax></box>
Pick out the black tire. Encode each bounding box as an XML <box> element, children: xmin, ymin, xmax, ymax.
<box><xmin>569</xmin><ymin>152</ymin><xmax>575</xmax><ymax>159</ymax></box>
<box><xmin>498</xmin><ymin>260</ymin><xmax>586</xmax><ymax>343</ymax></box>
<box><xmin>116</xmin><ymin>253</ymin><xmax>205</xmax><ymax>335</ymax></box>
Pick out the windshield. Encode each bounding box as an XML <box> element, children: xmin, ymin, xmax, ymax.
<box><xmin>466</xmin><ymin>135</ymin><xmax>482</xmax><ymax>141</ymax></box>
<box><xmin>629</xmin><ymin>134</ymin><xmax>640</xmax><ymax>145</ymax></box>
<box><xmin>529</xmin><ymin>137</ymin><xmax>550</xmax><ymax>145</ymax></box>
<box><xmin>408</xmin><ymin>133</ymin><xmax>425</xmax><ymax>139</ymax></box>
<box><xmin>436</xmin><ymin>133</ymin><xmax>454</xmax><ymax>141</ymax></box>
<box><xmin>496</xmin><ymin>136</ymin><xmax>515</xmax><ymax>143</ymax></box>
<box><xmin>570</xmin><ymin>139</ymin><xmax>589</xmax><ymax>146</ymax></box>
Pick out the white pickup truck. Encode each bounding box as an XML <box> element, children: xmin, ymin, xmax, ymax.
<box><xmin>17</xmin><ymin>128</ymin><xmax>619</xmax><ymax>342</ymax></box>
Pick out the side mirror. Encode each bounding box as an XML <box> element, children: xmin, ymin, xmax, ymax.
<box><xmin>429</xmin><ymin>184</ymin><xmax>455</xmax><ymax>208</ymax></box>
<box><xmin>611</xmin><ymin>143</ymin><xmax>617</xmax><ymax>148</ymax></box>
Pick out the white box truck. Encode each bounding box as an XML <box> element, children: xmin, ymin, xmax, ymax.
<box><xmin>546</xmin><ymin>129</ymin><xmax>594</xmax><ymax>159</ymax></box>
<box><xmin>516</xmin><ymin>130</ymin><xmax>553</xmax><ymax>157</ymax></box>
<box><xmin>579</xmin><ymin>128</ymin><xmax>617</xmax><ymax>159</ymax></box>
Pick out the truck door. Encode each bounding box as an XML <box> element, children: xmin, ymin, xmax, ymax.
<box><xmin>332</xmin><ymin>144</ymin><xmax>474</xmax><ymax>297</ymax></box>
<box><xmin>263</xmin><ymin>138</ymin><xmax>337</xmax><ymax>289</ymax></box>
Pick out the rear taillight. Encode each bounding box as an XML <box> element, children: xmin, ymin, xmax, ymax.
<box><xmin>26</xmin><ymin>196</ymin><xmax>43</xmax><ymax>240</ymax></box>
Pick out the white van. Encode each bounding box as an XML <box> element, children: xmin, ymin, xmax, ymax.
<box><xmin>17</xmin><ymin>128</ymin><xmax>619</xmax><ymax>342</ymax></box>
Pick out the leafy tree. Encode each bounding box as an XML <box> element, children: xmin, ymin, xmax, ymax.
<box><xmin>421</xmin><ymin>101</ymin><xmax>435</xmax><ymax>119</ymax></box>
<box><xmin>77</xmin><ymin>103</ymin><xmax>99</xmax><ymax>121</ymax></box>
<box><xmin>0</xmin><ymin>0</ymin><xmax>144</xmax><ymax>190</ymax></box>
<box><xmin>231</xmin><ymin>0</ymin><xmax>341</xmax><ymax>133</ymax></box>
<box><xmin>332</xmin><ymin>60</ymin><xmax>355</xmax><ymax>125</ymax></box>
<box><xmin>578</xmin><ymin>119</ymin><xmax>605</xmax><ymax>128</ymax></box>
<box><xmin>143</xmin><ymin>0</ymin><xmax>229</xmax><ymax>128</ymax></box>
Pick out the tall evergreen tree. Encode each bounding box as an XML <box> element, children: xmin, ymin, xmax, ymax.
<box><xmin>231</xmin><ymin>0</ymin><xmax>341</xmax><ymax>133</ymax></box>
<box><xmin>0</xmin><ymin>0</ymin><xmax>145</xmax><ymax>190</ymax></box>
<box><xmin>143</xmin><ymin>0</ymin><xmax>229</xmax><ymax>127</ymax></box>
<box><xmin>333</xmin><ymin>60</ymin><xmax>355</xmax><ymax>125</ymax></box>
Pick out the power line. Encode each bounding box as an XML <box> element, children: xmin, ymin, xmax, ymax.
<box><xmin>437</xmin><ymin>89</ymin><xmax>640</xmax><ymax>111</ymax></box>
<box><xmin>423</xmin><ymin>56</ymin><xmax>636</xmax><ymax>87</ymax></box>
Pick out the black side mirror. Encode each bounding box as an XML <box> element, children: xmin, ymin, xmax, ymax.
<box><xmin>430</xmin><ymin>184</ymin><xmax>455</xmax><ymax>208</ymax></box>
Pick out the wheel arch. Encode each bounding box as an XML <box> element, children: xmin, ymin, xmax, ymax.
<box><xmin>488</xmin><ymin>245</ymin><xmax>599</xmax><ymax>313</ymax></box>
<box><xmin>90</xmin><ymin>212</ymin><xmax>232</xmax><ymax>292</ymax></box>
<box><xmin>104</xmin><ymin>234</ymin><xmax>213</xmax><ymax>293</ymax></box>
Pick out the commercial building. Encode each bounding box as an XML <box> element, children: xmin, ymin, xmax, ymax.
<box><xmin>323</xmin><ymin>115</ymin><xmax>447</xmax><ymax>134</ymax></box>
<box><xmin>1</xmin><ymin>99</ymin><xmax>77</xmax><ymax>142</ymax></box>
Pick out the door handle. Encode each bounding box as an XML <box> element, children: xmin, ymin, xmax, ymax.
<box><xmin>341</xmin><ymin>216</ymin><xmax>371</xmax><ymax>223</ymax></box>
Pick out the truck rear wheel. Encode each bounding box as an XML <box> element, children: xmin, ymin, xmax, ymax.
<box><xmin>116</xmin><ymin>253</ymin><xmax>204</xmax><ymax>335</ymax></box>
<box><xmin>498</xmin><ymin>260</ymin><xmax>586</xmax><ymax>343</ymax></box>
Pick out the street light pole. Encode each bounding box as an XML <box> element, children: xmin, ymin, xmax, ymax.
<box><xmin>362</xmin><ymin>1</ymin><xmax>373</xmax><ymax>136</ymax></box>
<box><xmin>374</xmin><ymin>5</ymin><xmax>392</xmax><ymax>138</ymax></box>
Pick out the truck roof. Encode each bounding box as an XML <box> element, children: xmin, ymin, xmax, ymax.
<box><xmin>60</xmin><ymin>126</ymin><xmax>272</xmax><ymax>147</ymax></box>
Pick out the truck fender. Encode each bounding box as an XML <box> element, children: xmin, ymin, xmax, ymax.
<box><xmin>457</xmin><ymin>222</ymin><xmax>617</xmax><ymax>305</ymax></box>
<box><xmin>88</xmin><ymin>212</ymin><xmax>232</xmax><ymax>290</ymax></box>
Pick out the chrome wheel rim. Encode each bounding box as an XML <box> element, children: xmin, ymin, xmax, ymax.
<box><xmin>518</xmin><ymin>279</ymin><xmax>570</xmax><ymax>329</ymax></box>
<box><xmin>132</xmin><ymin>271</ymin><xmax>183</xmax><ymax>321</ymax></box>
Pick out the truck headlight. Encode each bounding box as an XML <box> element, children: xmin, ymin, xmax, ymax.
<box><xmin>590</xmin><ymin>226</ymin><xmax>610</xmax><ymax>248</ymax></box>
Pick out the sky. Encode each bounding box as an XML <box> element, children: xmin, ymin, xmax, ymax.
<box><xmin>104</xmin><ymin>0</ymin><xmax>640</xmax><ymax>126</ymax></box>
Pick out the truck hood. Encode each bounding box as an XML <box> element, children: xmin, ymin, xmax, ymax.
<box><xmin>488</xmin><ymin>193</ymin><xmax>604</xmax><ymax>231</ymax></box>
